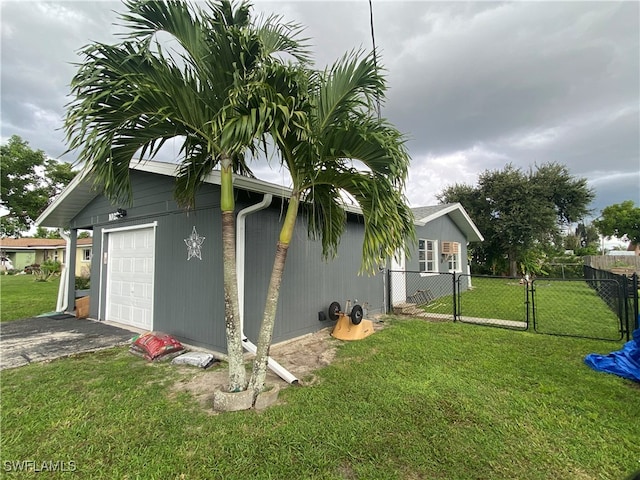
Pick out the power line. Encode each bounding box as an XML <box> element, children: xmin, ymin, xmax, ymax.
<box><xmin>368</xmin><ymin>0</ymin><xmax>381</xmax><ymax>120</ymax></box>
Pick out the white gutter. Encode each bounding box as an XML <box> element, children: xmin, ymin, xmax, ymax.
<box><xmin>236</xmin><ymin>193</ymin><xmax>299</xmax><ymax>384</ymax></box>
<box><xmin>56</xmin><ymin>228</ymin><xmax>72</xmax><ymax>313</ymax></box>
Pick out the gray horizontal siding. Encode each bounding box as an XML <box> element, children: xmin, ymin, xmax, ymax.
<box><xmin>406</xmin><ymin>215</ymin><xmax>469</xmax><ymax>273</ymax></box>
<box><xmin>73</xmin><ymin>170</ymin><xmax>385</xmax><ymax>352</ymax></box>
<box><xmin>152</xmin><ymin>207</ymin><xmax>226</xmax><ymax>351</ymax></box>
<box><xmin>402</xmin><ymin>215</ymin><xmax>470</xmax><ymax>300</ymax></box>
<box><xmin>243</xmin><ymin>204</ymin><xmax>384</xmax><ymax>344</ymax></box>
<box><xmin>70</xmin><ymin>171</ymin><xmax>220</xmax><ymax>229</ymax></box>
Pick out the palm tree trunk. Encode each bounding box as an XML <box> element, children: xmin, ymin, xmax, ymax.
<box><xmin>248</xmin><ymin>194</ymin><xmax>299</xmax><ymax>398</ymax></box>
<box><xmin>221</xmin><ymin>159</ymin><xmax>246</xmax><ymax>392</ymax></box>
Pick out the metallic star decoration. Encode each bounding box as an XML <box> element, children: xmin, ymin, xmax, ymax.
<box><xmin>184</xmin><ymin>226</ymin><xmax>205</xmax><ymax>261</ymax></box>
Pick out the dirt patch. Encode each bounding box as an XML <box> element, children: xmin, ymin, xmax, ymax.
<box><xmin>170</xmin><ymin>324</ymin><xmax>385</xmax><ymax>411</ymax></box>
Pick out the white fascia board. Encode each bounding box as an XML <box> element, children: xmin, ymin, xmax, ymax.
<box><xmin>414</xmin><ymin>203</ymin><xmax>460</xmax><ymax>226</ymax></box>
<box><xmin>37</xmin><ymin>159</ymin><xmax>369</xmax><ymax>227</ymax></box>
<box><xmin>131</xmin><ymin>160</ymin><xmax>365</xmax><ymax>215</ymax></box>
<box><xmin>0</xmin><ymin>245</ymin><xmax>63</xmax><ymax>251</ymax></box>
<box><xmin>35</xmin><ymin>167</ymin><xmax>97</xmax><ymax>228</ymax></box>
<box><xmin>415</xmin><ymin>203</ymin><xmax>484</xmax><ymax>243</ymax></box>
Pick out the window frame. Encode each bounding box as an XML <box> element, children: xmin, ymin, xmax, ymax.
<box><xmin>418</xmin><ymin>238</ymin><xmax>438</xmax><ymax>274</ymax></box>
<box><xmin>82</xmin><ymin>248</ymin><xmax>92</xmax><ymax>262</ymax></box>
<box><xmin>445</xmin><ymin>242</ymin><xmax>462</xmax><ymax>273</ymax></box>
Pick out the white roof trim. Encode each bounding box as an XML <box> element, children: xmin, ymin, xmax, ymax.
<box><xmin>414</xmin><ymin>203</ymin><xmax>484</xmax><ymax>243</ymax></box>
<box><xmin>129</xmin><ymin>161</ymin><xmax>297</xmax><ymax>200</ymax></box>
<box><xmin>35</xmin><ymin>167</ymin><xmax>98</xmax><ymax>228</ymax></box>
<box><xmin>36</xmin><ymin>159</ymin><xmax>366</xmax><ymax>228</ymax></box>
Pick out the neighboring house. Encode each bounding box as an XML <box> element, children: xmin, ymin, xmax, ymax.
<box><xmin>0</xmin><ymin>237</ymin><xmax>93</xmax><ymax>275</ymax></box>
<box><xmin>75</xmin><ymin>237</ymin><xmax>93</xmax><ymax>277</ymax></box>
<box><xmin>390</xmin><ymin>204</ymin><xmax>484</xmax><ymax>306</ymax></box>
<box><xmin>0</xmin><ymin>238</ymin><xmax>65</xmax><ymax>271</ymax></box>
<box><xmin>36</xmin><ymin>160</ymin><xmax>384</xmax><ymax>354</ymax></box>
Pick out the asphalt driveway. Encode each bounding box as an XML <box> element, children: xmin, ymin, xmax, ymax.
<box><xmin>0</xmin><ymin>315</ymin><xmax>136</xmax><ymax>370</ymax></box>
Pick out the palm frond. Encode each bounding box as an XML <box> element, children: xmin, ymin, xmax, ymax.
<box><xmin>316</xmin><ymin>50</ymin><xmax>385</xmax><ymax>132</ymax></box>
<box><xmin>304</xmin><ymin>167</ymin><xmax>415</xmax><ymax>273</ymax></box>
<box><xmin>301</xmin><ymin>184</ymin><xmax>347</xmax><ymax>260</ymax></box>
<box><xmin>66</xmin><ymin>0</ymin><xmax>312</xmax><ymax>208</ymax></box>
<box><xmin>254</xmin><ymin>12</ymin><xmax>311</xmax><ymax>65</ymax></box>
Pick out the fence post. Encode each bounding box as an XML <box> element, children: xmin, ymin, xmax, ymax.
<box><xmin>634</xmin><ymin>273</ymin><xmax>639</xmax><ymax>332</ymax></box>
<box><xmin>452</xmin><ymin>272</ymin><xmax>457</xmax><ymax>321</ymax></box>
<box><xmin>386</xmin><ymin>269</ymin><xmax>391</xmax><ymax>314</ymax></box>
<box><xmin>622</xmin><ymin>273</ymin><xmax>629</xmax><ymax>341</ymax></box>
<box><xmin>526</xmin><ymin>280</ymin><xmax>531</xmax><ymax>328</ymax></box>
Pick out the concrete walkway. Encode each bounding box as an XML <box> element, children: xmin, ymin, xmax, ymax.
<box><xmin>0</xmin><ymin>315</ymin><xmax>136</xmax><ymax>370</ymax></box>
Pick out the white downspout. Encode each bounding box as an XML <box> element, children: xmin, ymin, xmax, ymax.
<box><xmin>236</xmin><ymin>194</ymin><xmax>299</xmax><ymax>384</ymax></box>
<box><xmin>56</xmin><ymin>228</ymin><xmax>72</xmax><ymax>313</ymax></box>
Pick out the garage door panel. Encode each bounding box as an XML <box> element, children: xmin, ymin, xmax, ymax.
<box><xmin>106</xmin><ymin>227</ymin><xmax>155</xmax><ymax>330</ymax></box>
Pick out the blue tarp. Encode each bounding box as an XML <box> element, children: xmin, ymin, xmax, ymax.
<box><xmin>584</xmin><ymin>328</ymin><xmax>640</xmax><ymax>382</ymax></box>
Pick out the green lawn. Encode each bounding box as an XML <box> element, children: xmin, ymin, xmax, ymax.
<box><xmin>0</xmin><ymin>274</ymin><xmax>61</xmax><ymax>322</ymax></box>
<box><xmin>532</xmin><ymin>280</ymin><xmax>622</xmax><ymax>339</ymax></box>
<box><xmin>1</xmin><ymin>319</ymin><xmax>638</xmax><ymax>479</ymax></box>
<box><xmin>423</xmin><ymin>277</ymin><xmax>623</xmax><ymax>340</ymax></box>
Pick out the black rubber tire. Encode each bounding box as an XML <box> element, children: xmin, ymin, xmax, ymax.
<box><xmin>350</xmin><ymin>304</ymin><xmax>363</xmax><ymax>325</ymax></box>
<box><xmin>328</xmin><ymin>301</ymin><xmax>341</xmax><ymax>321</ymax></box>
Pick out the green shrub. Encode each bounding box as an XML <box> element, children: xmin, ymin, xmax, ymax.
<box><xmin>34</xmin><ymin>260</ymin><xmax>62</xmax><ymax>282</ymax></box>
<box><xmin>75</xmin><ymin>275</ymin><xmax>91</xmax><ymax>290</ymax></box>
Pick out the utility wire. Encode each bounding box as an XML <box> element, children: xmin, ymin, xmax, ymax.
<box><xmin>368</xmin><ymin>0</ymin><xmax>381</xmax><ymax>120</ymax></box>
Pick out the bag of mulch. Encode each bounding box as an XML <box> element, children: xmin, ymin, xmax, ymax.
<box><xmin>129</xmin><ymin>331</ymin><xmax>184</xmax><ymax>361</ymax></box>
<box><xmin>171</xmin><ymin>351</ymin><xmax>218</xmax><ymax>369</ymax></box>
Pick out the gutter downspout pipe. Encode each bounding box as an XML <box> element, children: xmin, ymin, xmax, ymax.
<box><xmin>56</xmin><ymin>228</ymin><xmax>72</xmax><ymax>313</ymax></box>
<box><xmin>236</xmin><ymin>194</ymin><xmax>299</xmax><ymax>384</ymax></box>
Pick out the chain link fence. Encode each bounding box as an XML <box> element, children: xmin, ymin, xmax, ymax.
<box><xmin>456</xmin><ymin>275</ymin><xmax>529</xmax><ymax>330</ymax></box>
<box><xmin>531</xmin><ymin>278</ymin><xmax>624</xmax><ymax>340</ymax></box>
<box><xmin>584</xmin><ymin>266</ymin><xmax>639</xmax><ymax>336</ymax></box>
<box><xmin>388</xmin><ymin>271</ymin><xmax>455</xmax><ymax>320</ymax></box>
<box><xmin>388</xmin><ymin>267</ymin><xmax>639</xmax><ymax>341</ymax></box>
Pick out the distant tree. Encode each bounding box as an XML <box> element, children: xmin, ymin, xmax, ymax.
<box><xmin>43</xmin><ymin>159</ymin><xmax>76</xmax><ymax>200</ymax></box>
<box><xmin>0</xmin><ymin>135</ymin><xmax>77</xmax><ymax>237</ymax></box>
<box><xmin>33</xmin><ymin>227</ymin><xmax>62</xmax><ymax>239</ymax></box>
<box><xmin>593</xmin><ymin>201</ymin><xmax>640</xmax><ymax>245</ymax></box>
<box><xmin>563</xmin><ymin>233</ymin><xmax>580</xmax><ymax>252</ymax></box>
<box><xmin>438</xmin><ymin>162</ymin><xmax>594</xmax><ymax>276</ymax></box>
<box><xmin>563</xmin><ymin>224</ymin><xmax>599</xmax><ymax>256</ymax></box>
<box><xmin>574</xmin><ymin>222</ymin><xmax>599</xmax><ymax>256</ymax></box>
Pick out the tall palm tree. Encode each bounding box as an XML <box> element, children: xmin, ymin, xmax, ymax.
<box><xmin>247</xmin><ymin>52</ymin><xmax>415</xmax><ymax>397</ymax></box>
<box><xmin>64</xmin><ymin>0</ymin><xmax>309</xmax><ymax>392</ymax></box>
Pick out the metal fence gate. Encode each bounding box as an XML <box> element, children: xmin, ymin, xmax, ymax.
<box><xmin>388</xmin><ymin>268</ymin><xmax>639</xmax><ymax>341</ymax></box>
<box><xmin>456</xmin><ymin>275</ymin><xmax>529</xmax><ymax>330</ymax></box>
<box><xmin>531</xmin><ymin>278</ymin><xmax>625</xmax><ymax>341</ymax></box>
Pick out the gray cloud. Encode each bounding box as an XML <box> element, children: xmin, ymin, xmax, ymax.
<box><xmin>1</xmin><ymin>0</ymin><xmax>638</xmax><ymax>215</ymax></box>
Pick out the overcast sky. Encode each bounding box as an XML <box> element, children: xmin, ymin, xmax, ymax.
<box><xmin>1</xmin><ymin>0</ymin><xmax>639</xmax><ymax>219</ymax></box>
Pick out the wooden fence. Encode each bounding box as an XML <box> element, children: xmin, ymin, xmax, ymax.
<box><xmin>583</xmin><ymin>255</ymin><xmax>640</xmax><ymax>273</ymax></box>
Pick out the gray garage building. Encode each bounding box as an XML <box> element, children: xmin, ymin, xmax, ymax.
<box><xmin>37</xmin><ymin>160</ymin><xmax>385</xmax><ymax>353</ymax></box>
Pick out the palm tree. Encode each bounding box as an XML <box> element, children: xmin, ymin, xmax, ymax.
<box><xmin>247</xmin><ymin>52</ymin><xmax>415</xmax><ymax>397</ymax></box>
<box><xmin>64</xmin><ymin>0</ymin><xmax>308</xmax><ymax>392</ymax></box>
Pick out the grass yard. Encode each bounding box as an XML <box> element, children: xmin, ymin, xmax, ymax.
<box><xmin>0</xmin><ymin>274</ymin><xmax>61</xmax><ymax>322</ymax></box>
<box><xmin>421</xmin><ymin>276</ymin><xmax>527</xmax><ymax>320</ymax></box>
<box><xmin>1</xmin><ymin>319</ymin><xmax>638</xmax><ymax>479</ymax></box>
<box><xmin>532</xmin><ymin>279</ymin><xmax>623</xmax><ymax>339</ymax></box>
<box><xmin>423</xmin><ymin>277</ymin><xmax>624</xmax><ymax>340</ymax></box>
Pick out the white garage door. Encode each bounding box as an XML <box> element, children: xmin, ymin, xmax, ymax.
<box><xmin>105</xmin><ymin>227</ymin><xmax>155</xmax><ymax>330</ymax></box>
